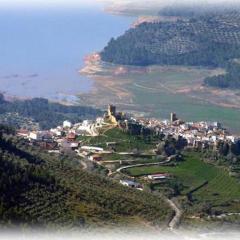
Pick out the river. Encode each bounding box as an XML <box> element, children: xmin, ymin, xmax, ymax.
<box><xmin>0</xmin><ymin>4</ymin><xmax>134</xmax><ymax>102</ymax></box>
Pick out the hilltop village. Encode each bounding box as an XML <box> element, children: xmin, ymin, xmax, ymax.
<box><xmin>15</xmin><ymin>105</ymin><xmax>240</xmax><ymax>188</ymax></box>
<box><xmin>17</xmin><ymin>105</ymin><xmax>239</xmax><ymax>154</ymax></box>
<box><xmin>11</xmin><ymin>104</ymin><xmax>240</xmax><ymax>229</ymax></box>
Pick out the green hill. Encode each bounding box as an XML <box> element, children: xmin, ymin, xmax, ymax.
<box><xmin>0</xmin><ymin>125</ymin><xmax>172</xmax><ymax>229</ymax></box>
<box><xmin>0</xmin><ymin>96</ymin><xmax>102</xmax><ymax>130</ymax></box>
<box><xmin>204</xmin><ymin>61</ymin><xmax>240</xmax><ymax>89</ymax></box>
<box><xmin>101</xmin><ymin>11</ymin><xmax>240</xmax><ymax>68</ymax></box>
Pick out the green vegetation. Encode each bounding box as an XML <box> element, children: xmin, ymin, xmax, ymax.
<box><xmin>205</xmin><ymin>62</ymin><xmax>240</xmax><ymax>89</ymax></box>
<box><xmin>84</xmin><ymin>45</ymin><xmax>240</xmax><ymax>133</ymax></box>
<box><xmin>127</xmin><ymin>76</ymin><xmax>240</xmax><ymax>132</ymax></box>
<box><xmin>0</xmin><ymin>125</ymin><xmax>172</xmax><ymax>228</ymax></box>
<box><xmin>124</xmin><ymin>66</ymin><xmax>215</xmax><ymax>89</ymax></box>
<box><xmin>0</xmin><ymin>95</ymin><xmax>102</xmax><ymax>130</ymax></box>
<box><xmin>101</xmin><ymin>11</ymin><xmax>240</xmax><ymax>91</ymax></box>
<box><xmin>101</xmin><ymin>12</ymin><xmax>240</xmax><ymax>68</ymax></box>
<box><xmin>78</xmin><ymin>128</ymin><xmax>155</xmax><ymax>152</ymax></box>
<box><xmin>125</xmin><ymin>152</ymin><xmax>240</xmax><ymax>205</ymax></box>
<box><xmin>99</xmin><ymin>128</ymin><xmax>240</xmax><ymax>221</ymax></box>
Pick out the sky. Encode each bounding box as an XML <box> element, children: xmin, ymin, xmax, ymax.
<box><xmin>0</xmin><ymin>0</ymin><xmax>240</xmax><ymax>9</ymax></box>
<box><xmin>0</xmin><ymin>0</ymin><xmax>100</xmax><ymax>9</ymax></box>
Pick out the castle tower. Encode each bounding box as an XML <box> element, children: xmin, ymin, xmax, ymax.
<box><xmin>108</xmin><ymin>105</ymin><xmax>116</xmax><ymax>117</ymax></box>
<box><xmin>170</xmin><ymin>112</ymin><xmax>178</xmax><ymax>123</ymax></box>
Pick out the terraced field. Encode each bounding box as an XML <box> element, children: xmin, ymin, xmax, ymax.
<box><xmin>125</xmin><ymin>153</ymin><xmax>240</xmax><ymax>206</ymax></box>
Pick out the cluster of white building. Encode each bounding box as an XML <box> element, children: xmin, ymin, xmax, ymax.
<box><xmin>17</xmin><ymin>107</ymin><xmax>240</xmax><ymax>154</ymax></box>
<box><xmin>16</xmin><ymin>112</ymin><xmax>119</xmax><ymax>154</ymax></box>
<box><xmin>17</xmin><ymin>117</ymin><xmax>106</xmax><ymax>151</ymax></box>
<box><xmin>135</xmin><ymin>114</ymin><xmax>240</xmax><ymax>148</ymax></box>
<box><xmin>61</xmin><ymin>118</ymin><xmax>105</xmax><ymax>137</ymax></box>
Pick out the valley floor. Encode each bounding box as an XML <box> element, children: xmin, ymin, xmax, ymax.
<box><xmin>79</xmin><ymin>59</ymin><xmax>240</xmax><ymax>133</ymax></box>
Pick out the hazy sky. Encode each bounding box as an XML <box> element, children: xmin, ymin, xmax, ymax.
<box><xmin>0</xmin><ymin>0</ymin><xmax>99</xmax><ymax>9</ymax></box>
<box><xmin>0</xmin><ymin>0</ymin><xmax>240</xmax><ymax>9</ymax></box>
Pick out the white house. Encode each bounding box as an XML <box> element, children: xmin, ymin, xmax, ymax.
<box><xmin>29</xmin><ymin>131</ymin><xmax>41</xmax><ymax>140</ymax></box>
<box><xmin>96</xmin><ymin>117</ymin><xmax>104</xmax><ymax>125</ymax></box>
<box><xmin>63</xmin><ymin>120</ymin><xmax>72</xmax><ymax>128</ymax></box>
<box><xmin>210</xmin><ymin>135</ymin><xmax>217</xmax><ymax>143</ymax></box>
<box><xmin>120</xmin><ymin>180</ymin><xmax>141</xmax><ymax>188</ymax></box>
<box><xmin>80</xmin><ymin>146</ymin><xmax>104</xmax><ymax>153</ymax></box>
<box><xmin>82</xmin><ymin>120</ymin><xmax>93</xmax><ymax>127</ymax></box>
<box><xmin>226</xmin><ymin>136</ymin><xmax>237</xmax><ymax>143</ymax></box>
<box><xmin>29</xmin><ymin>131</ymin><xmax>53</xmax><ymax>141</ymax></box>
<box><xmin>50</xmin><ymin>128</ymin><xmax>62</xmax><ymax>137</ymax></box>
<box><xmin>180</xmin><ymin>124</ymin><xmax>189</xmax><ymax>131</ymax></box>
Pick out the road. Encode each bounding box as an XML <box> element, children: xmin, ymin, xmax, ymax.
<box><xmin>100</xmin><ymin>159</ymin><xmax>141</xmax><ymax>164</ymax></box>
<box><xmin>110</xmin><ymin>156</ymin><xmax>174</xmax><ymax>176</ymax></box>
<box><xmin>108</xmin><ymin>161</ymin><xmax>166</xmax><ymax>177</ymax></box>
<box><xmin>108</xmin><ymin>155</ymin><xmax>182</xmax><ymax>230</ymax></box>
<box><xmin>78</xmin><ymin>150</ymin><xmax>182</xmax><ymax>230</ymax></box>
<box><xmin>166</xmin><ymin>198</ymin><xmax>183</xmax><ymax>230</ymax></box>
<box><xmin>79</xmin><ymin>160</ymin><xmax>88</xmax><ymax>170</ymax></box>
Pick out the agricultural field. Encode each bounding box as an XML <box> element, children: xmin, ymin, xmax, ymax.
<box><xmin>128</xmin><ymin>79</ymin><xmax>240</xmax><ymax>132</ymax></box>
<box><xmin>124</xmin><ymin>66</ymin><xmax>240</xmax><ymax>133</ymax></box>
<box><xmin>125</xmin><ymin>152</ymin><xmax>240</xmax><ymax>210</ymax></box>
<box><xmin>80</xmin><ymin>63</ymin><xmax>240</xmax><ymax>133</ymax></box>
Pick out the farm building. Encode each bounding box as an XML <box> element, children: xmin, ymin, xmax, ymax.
<box><xmin>147</xmin><ymin>173</ymin><xmax>170</xmax><ymax>181</ymax></box>
<box><xmin>120</xmin><ymin>180</ymin><xmax>142</xmax><ymax>189</ymax></box>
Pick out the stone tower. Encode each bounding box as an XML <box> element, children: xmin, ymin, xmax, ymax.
<box><xmin>170</xmin><ymin>112</ymin><xmax>178</xmax><ymax>122</ymax></box>
<box><xmin>108</xmin><ymin>104</ymin><xmax>116</xmax><ymax>117</ymax></box>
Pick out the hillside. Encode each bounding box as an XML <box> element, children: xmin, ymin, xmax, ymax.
<box><xmin>0</xmin><ymin>125</ymin><xmax>172</xmax><ymax>229</ymax></box>
<box><xmin>204</xmin><ymin>61</ymin><xmax>240</xmax><ymax>89</ymax></box>
<box><xmin>101</xmin><ymin>11</ymin><xmax>240</xmax><ymax>68</ymax></box>
<box><xmin>0</xmin><ymin>95</ymin><xmax>102</xmax><ymax>130</ymax></box>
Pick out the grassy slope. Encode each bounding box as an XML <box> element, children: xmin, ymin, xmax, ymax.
<box><xmin>126</xmin><ymin>153</ymin><xmax>240</xmax><ymax>206</ymax></box>
<box><xmin>78</xmin><ymin>128</ymin><xmax>155</xmax><ymax>152</ymax></box>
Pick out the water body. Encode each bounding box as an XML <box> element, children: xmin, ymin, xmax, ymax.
<box><xmin>0</xmin><ymin>5</ymin><xmax>134</xmax><ymax>102</ymax></box>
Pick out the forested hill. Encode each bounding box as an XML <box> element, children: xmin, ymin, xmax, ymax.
<box><xmin>101</xmin><ymin>11</ymin><xmax>240</xmax><ymax>67</ymax></box>
<box><xmin>0</xmin><ymin>125</ymin><xmax>172</xmax><ymax>228</ymax></box>
<box><xmin>0</xmin><ymin>95</ymin><xmax>102</xmax><ymax>130</ymax></box>
<box><xmin>204</xmin><ymin>61</ymin><xmax>240</xmax><ymax>89</ymax></box>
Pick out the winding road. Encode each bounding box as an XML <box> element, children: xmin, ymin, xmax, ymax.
<box><xmin>107</xmin><ymin>155</ymin><xmax>183</xmax><ymax>230</ymax></box>
<box><xmin>110</xmin><ymin>155</ymin><xmax>174</xmax><ymax>176</ymax></box>
<box><xmin>166</xmin><ymin>198</ymin><xmax>183</xmax><ymax>230</ymax></box>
